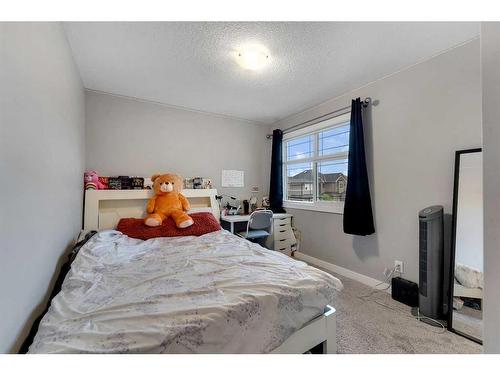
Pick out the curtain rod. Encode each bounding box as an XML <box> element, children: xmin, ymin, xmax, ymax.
<box><xmin>266</xmin><ymin>97</ymin><xmax>373</xmax><ymax>139</ymax></box>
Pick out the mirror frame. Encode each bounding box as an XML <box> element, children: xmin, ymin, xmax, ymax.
<box><xmin>448</xmin><ymin>148</ymin><xmax>483</xmax><ymax>344</ymax></box>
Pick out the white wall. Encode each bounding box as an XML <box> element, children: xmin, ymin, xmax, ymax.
<box><xmin>272</xmin><ymin>39</ymin><xmax>482</xmax><ymax>283</ymax></box>
<box><xmin>85</xmin><ymin>91</ymin><xmax>271</xmax><ymax>202</ymax></box>
<box><xmin>481</xmin><ymin>22</ymin><xmax>500</xmax><ymax>354</ymax></box>
<box><xmin>0</xmin><ymin>23</ymin><xmax>85</xmax><ymax>353</ymax></box>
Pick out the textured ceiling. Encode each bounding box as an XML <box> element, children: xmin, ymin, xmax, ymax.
<box><xmin>64</xmin><ymin>22</ymin><xmax>479</xmax><ymax>124</ymax></box>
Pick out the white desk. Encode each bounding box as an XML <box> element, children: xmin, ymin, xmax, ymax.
<box><xmin>220</xmin><ymin>214</ymin><xmax>250</xmax><ymax>234</ymax></box>
<box><xmin>221</xmin><ymin>213</ymin><xmax>296</xmax><ymax>255</ymax></box>
<box><xmin>220</xmin><ymin>213</ymin><xmax>289</xmax><ymax>233</ymax></box>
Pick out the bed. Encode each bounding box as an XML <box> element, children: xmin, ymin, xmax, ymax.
<box><xmin>27</xmin><ymin>189</ymin><xmax>342</xmax><ymax>354</ymax></box>
<box><xmin>454</xmin><ymin>263</ymin><xmax>483</xmax><ymax>301</ymax></box>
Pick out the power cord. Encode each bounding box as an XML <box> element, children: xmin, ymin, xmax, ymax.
<box><xmin>291</xmin><ymin>227</ymin><xmax>301</xmax><ymax>256</ymax></box>
<box><xmin>416</xmin><ymin>308</ymin><xmax>446</xmax><ymax>334</ymax></box>
<box><xmin>358</xmin><ymin>266</ymin><xmax>399</xmax><ymax>300</ymax></box>
<box><xmin>357</xmin><ymin>266</ymin><xmax>446</xmax><ymax>334</ymax></box>
<box><xmin>374</xmin><ymin>267</ymin><xmax>398</xmax><ymax>290</ymax></box>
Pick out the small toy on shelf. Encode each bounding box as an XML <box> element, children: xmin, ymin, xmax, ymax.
<box><xmin>192</xmin><ymin>177</ymin><xmax>203</xmax><ymax>189</ymax></box>
<box><xmin>108</xmin><ymin>177</ymin><xmax>122</xmax><ymax>190</ymax></box>
<box><xmin>119</xmin><ymin>176</ymin><xmax>132</xmax><ymax>190</ymax></box>
<box><xmin>144</xmin><ymin>177</ymin><xmax>153</xmax><ymax>189</ymax></box>
<box><xmin>131</xmin><ymin>177</ymin><xmax>144</xmax><ymax>190</ymax></box>
<box><xmin>202</xmin><ymin>178</ymin><xmax>213</xmax><ymax>189</ymax></box>
<box><xmin>184</xmin><ymin>177</ymin><xmax>213</xmax><ymax>189</ymax></box>
<box><xmin>84</xmin><ymin>171</ymin><xmax>106</xmax><ymax>190</ymax></box>
<box><xmin>98</xmin><ymin>176</ymin><xmax>109</xmax><ymax>189</ymax></box>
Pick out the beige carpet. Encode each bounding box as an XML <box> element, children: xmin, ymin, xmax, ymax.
<box><xmin>325</xmin><ymin>271</ymin><xmax>482</xmax><ymax>354</ymax></box>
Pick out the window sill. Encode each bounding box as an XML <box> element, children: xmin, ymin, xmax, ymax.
<box><xmin>283</xmin><ymin>201</ymin><xmax>344</xmax><ymax>215</ymax></box>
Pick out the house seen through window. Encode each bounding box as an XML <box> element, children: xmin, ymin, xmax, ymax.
<box><xmin>283</xmin><ymin>112</ymin><xmax>350</xmax><ymax>213</ymax></box>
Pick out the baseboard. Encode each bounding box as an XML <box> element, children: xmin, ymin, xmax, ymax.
<box><xmin>293</xmin><ymin>252</ymin><xmax>391</xmax><ymax>292</ymax></box>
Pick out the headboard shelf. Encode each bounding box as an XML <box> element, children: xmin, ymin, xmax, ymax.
<box><xmin>84</xmin><ymin>189</ymin><xmax>219</xmax><ymax>231</ymax></box>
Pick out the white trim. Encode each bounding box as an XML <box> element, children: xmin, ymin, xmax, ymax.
<box><xmin>85</xmin><ymin>89</ymin><xmax>265</xmax><ymax>126</ymax></box>
<box><xmin>284</xmin><ymin>200</ymin><xmax>344</xmax><ymax>214</ymax></box>
<box><xmin>283</xmin><ymin>112</ymin><xmax>350</xmax><ymax>214</ymax></box>
<box><xmin>294</xmin><ymin>252</ymin><xmax>391</xmax><ymax>292</ymax></box>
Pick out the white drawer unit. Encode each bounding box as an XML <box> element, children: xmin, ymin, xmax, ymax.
<box><xmin>269</xmin><ymin>214</ymin><xmax>296</xmax><ymax>256</ymax></box>
<box><xmin>221</xmin><ymin>213</ymin><xmax>297</xmax><ymax>256</ymax></box>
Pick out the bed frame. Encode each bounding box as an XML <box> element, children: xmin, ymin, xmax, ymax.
<box><xmin>84</xmin><ymin>189</ymin><xmax>220</xmax><ymax>230</ymax></box>
<box><xmin>83</xmin><ymin>189</ymin><xmax>337</xmax><ymax>354</ymax></box>
<box><xmin>454</xmin><ymin>282</ymin><xmax>483</xmax><ymax>300</ymax></box>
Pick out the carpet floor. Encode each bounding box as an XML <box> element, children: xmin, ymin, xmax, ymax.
<box><xmin>324</xmin><ymin>271</ymin><xmax>482</xmax><ymax>354</ymax></box>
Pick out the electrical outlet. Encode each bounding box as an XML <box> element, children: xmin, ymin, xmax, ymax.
<box><xmin>394</xmin><ymin>260</ymin><xmax>404</xmax><ymax>274</ymax></box>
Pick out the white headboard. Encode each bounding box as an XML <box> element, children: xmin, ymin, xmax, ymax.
<box><xmin>83</xmin><ymin>189</ymin><xmax>219</xmax><ymax>231</ymax></box>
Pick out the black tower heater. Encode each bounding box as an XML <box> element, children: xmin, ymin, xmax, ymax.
<box><xmin>418</xmin><ymin>205</ymin><xmax>445</xmax><ymax>319</ymax></box>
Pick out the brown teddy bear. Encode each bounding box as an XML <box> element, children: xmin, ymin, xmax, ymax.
<box><xmin>144</xmin><ymin>173</ymin><xmax>194</xmax><ymax>228</ymax></box>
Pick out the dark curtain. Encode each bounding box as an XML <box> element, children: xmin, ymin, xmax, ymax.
<box><xmin>343</xmin><ymin>98</ymin><xmax>375</xmax><ymax>235</ymax></box>
<box><xmin>269</xmin><ymin>129</ymin><xmax>286</xmax><ymax>213</ymax></box>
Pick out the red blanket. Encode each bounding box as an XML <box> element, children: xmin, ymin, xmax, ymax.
<box><xmin>117</xmin><ymin>212</ymin><xmax>221</xmax><ymax>240</ymax></box>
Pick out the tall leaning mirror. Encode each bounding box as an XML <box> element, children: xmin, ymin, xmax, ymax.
<box><xmin>448</xmin><ymin>148</ymin><xmax>483</xmax><ymax>344</ymax></box>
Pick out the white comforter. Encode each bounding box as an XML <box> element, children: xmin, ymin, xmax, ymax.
<box><xmin>29</xmin><ymin>230</ymin><xmax>342</xmax><ymax>354</ymax></box>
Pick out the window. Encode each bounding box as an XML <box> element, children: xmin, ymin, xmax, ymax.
<box><xmin>283</xmin><ymin>112</ymin><xmax>350</xmax><ymax>214</ymax></box>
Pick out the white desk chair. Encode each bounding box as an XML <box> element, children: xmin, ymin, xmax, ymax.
<box><xmin>237</xmin><ymin>210</ymin><xmax>273</xmax><ymax>246</ymax></box>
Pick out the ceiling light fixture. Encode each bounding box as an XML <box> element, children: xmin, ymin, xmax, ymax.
<box><xmin>236</xmin><ymin>44</ymin><xmax>270</xmax><ymax>71</ymax></box>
